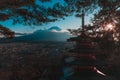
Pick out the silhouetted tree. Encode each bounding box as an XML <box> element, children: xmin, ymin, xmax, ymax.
<box><xmin>0</xmin><ymin>0</ymin><xmax>120</xmax><ymax>40</ymax></box>
<box><xmin>0</xmin><ymin>0</ymin><xmax>98</xmax><ymax>25</ymax></box>
<box><xmin>0</xmin><ymin>0</ymin><xmax>98</xmax><ymax>37</ymax></box>
<box><xmin>67</xmin><ymin>1</ymin><xmax>120</xmax><ymax>63</ymax></box>
<box><xmin>92</xmin><ymin>0</ymin><xmax>120</xmax><ymax>51</ymax></box>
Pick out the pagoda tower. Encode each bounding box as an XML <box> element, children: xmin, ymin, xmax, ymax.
<box><xmin>61</xmin><ymin>11</ymin><xmax>106</xmax><ymax>80</ymax></box>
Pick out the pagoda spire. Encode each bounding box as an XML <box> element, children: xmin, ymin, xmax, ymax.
<box><xmin>82</xmin><ymin>10</ymin><xmax>85</xmax><ymax>31</ymax></box>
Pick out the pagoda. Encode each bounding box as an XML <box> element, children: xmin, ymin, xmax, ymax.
<box><xmin>61</xmin><ymin>11</ymin><xmax>106</xmax><ymax>80</ymax></box>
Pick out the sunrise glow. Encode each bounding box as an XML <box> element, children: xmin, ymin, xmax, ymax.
<box><xmin>105</xmin><ymin>23</ymin><xmax>115</xmax><ymax>31</ymax></box>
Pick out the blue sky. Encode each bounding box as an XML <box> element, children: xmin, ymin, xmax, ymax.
<box><xmin>0</xmin><ymin>0</ymin><xmax>96</xmax><ymax>33</ymax></box>
<box><xmin>0</xmin><ymin>14</ymin><xmax>93</xmax><ymax>33</ymax></box>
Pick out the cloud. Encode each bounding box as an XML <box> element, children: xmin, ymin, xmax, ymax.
<box><xmin>51</xmin><ymin>29</ymin><xmax>69</xmax><ymax>33</ymax></box>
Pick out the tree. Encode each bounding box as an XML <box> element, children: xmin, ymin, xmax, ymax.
<box><xmin>72</xmin><ymin>0</ymin><xmax>120</xmax><ymax>65</ymax></box>
<box><xmin>0</xmin><ymin>0</ymin><xmax>99</xmax><ymax>25</ymax></box>
<box><xmin>0</xmin><ymin>0</ymin><xmax>98</xmax><ymax>38</ymax></box>
<box><xmin>0</xmin><ymin>24</ymin><xmax>15</xmax><ymax>38</ymax></box>
<box><xmin>92</xmin><ymin>0</ymin><xmax>120</xmax><ymax>50</ymax></box>
<box><xmin>0</xmin><ymin>0</ymin><xmax>120</xmax><ymax>40</ymax></box>
<box><xmin>67</xmin><ymin>0</ymin><xmax>120</xmax><ymax>61</ymax></box>
<box><xmin>0</xmin><ymin>0</ymin><xmax>35</xmax><ymax>38</ymax></box>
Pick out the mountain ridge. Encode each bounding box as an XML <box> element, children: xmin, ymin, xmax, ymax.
<box><xmin>0</xmin><ymin>26</ymin><xmax>73</xmax><ymax>42</ymax></box>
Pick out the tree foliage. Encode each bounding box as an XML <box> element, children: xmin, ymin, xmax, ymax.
<box><xmin>68</xmin><ymin>0</ymin><xmax>120</xmax><ymax>53</ymax></box>
<box><xmin>0</xmin><ymin>0</ymin><xmax>120</xmax><ymax>42</ymax></box>
<box><xmin>0</xmin><ymin>0</ymin><xmax>98</xmax><ymax>37</ymax></box>
<box><xmin>0</xmin><ymin>0</ymin><xmax>98</xmax><ymax>25</ymax></box>
<box><xmin>92</xmin><ymin>0</ymin><xmax>120</xmax><ymax>50</ymax></box>
<box><xmin>0</xmin><ymin>0</ymin><xmax>119</xmax><ymax>26</ymax></box>
<box><xmin>0</xmin><ymin>25</ymin><xmax>14</xmax><ymax>38</ymax></box>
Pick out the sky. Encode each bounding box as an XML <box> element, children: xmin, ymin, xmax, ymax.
<box><xmin>0</xmin><ymin>0</ymin><xmax>96</xmax><ymax>33</ymax></box>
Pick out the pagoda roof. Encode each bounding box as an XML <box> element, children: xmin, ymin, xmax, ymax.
<box><xmin>67</xmin><ymin>32</ymin><xmax>92</xmax><ymax>42</ymax></box>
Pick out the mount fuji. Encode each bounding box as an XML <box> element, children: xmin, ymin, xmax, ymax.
<box><xmin>1</xmin><ymin>26</ymin><xmax>73</xmax><ymax>42</ymax></box>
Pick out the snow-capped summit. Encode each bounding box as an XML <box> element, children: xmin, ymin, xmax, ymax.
<box><xmin>48</xmin><ymin>26</ymin><xmax>62</xmax><ymax>31</ymax></box>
